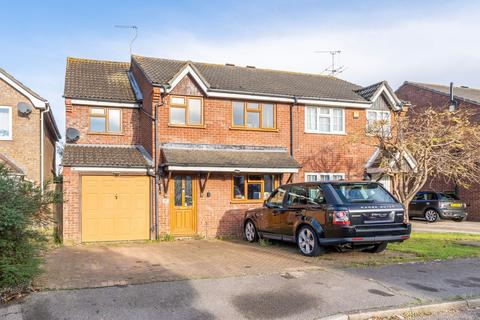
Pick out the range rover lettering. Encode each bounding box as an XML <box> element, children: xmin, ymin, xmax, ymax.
<box><xmin>243</xmin><ymin>181</ymin><xmax>411</xmax><ymax>256</ymax></box>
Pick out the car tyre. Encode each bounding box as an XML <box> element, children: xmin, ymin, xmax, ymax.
<box><xmin>363</xmin><ymin>242</ymin><xmax>388</xmax><ymax>253</ymax></box>
<box><xmin>424</xmin><ymin>209</ymin><xmax>439</xmax><ymax>222</ymax></box>
<box><xmin>297</xmin><ymin>225</ymin><xmax>323</xmax><ymax>257</ymax></box>
<box><xmin>244</xmin><ymin>220</ymin><xmax>259</xmax><ymax>242</ymax></box>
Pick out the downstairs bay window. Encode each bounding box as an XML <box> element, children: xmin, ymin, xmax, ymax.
<box><xmin>232</xmin><ymin>174</ymin><xmax>278</xmax><ymax>202</ymax></box>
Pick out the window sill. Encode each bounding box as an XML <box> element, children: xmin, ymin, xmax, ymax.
<box><xmin>229</xmin><ymin>126</ymin><xmax>278</xmax><ymax>132</ymax></box>
<box><xmin>0</xmin><ymin>137</ymin><xmax>13</xmax><ymax>141</ymax></box>
<box><xmin>304</xmin><ymin>130</ymin><xmax>347</xmax><ymax>136</ymax></box>
<box><xmin>168</xmin><ymin>124</ymin><xmax>206</xmax><ymax>129</ymax></box>
<box><xmin>87</xmin><ymin>132</ymin><xmax>124</xmax><ymax>136</ymax></box>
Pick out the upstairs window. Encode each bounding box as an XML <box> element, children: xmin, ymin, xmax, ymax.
<box><xmin>366</xmin><ymin>110</ymin><xmax>390</xmax><ymax>135</ymax></box>
<box><xmin>232</xmin><ymin>174</ymin><xmax>278</xmax><ymax>201</ymax></box>
<box><xmin>0</xmin><ymin>106</ymin><xmax>12</xmax><ymax>140</ymax></box>
<box><xmin>305</xmin><ymin>106</ymin><xmax>344</xmax><ymax>134</ymax></box>
<box><xmin>170</xmin><ymin>96</ymin><xmax>203</xmax><ymax>126</ymax></box>
<box><xmin>305</xmin><ymin>172</ymin><xmax>345</xmax><ymax>182</ymax></box>
<box><xmin>89</xmin><ymin>108</ymin><xmax>122</xmax><ymax>133</ymax></box>
<box><xmin>232</xmin><ymin>101</ymin><xmax>275</xmax><ymax>130</ymax></box>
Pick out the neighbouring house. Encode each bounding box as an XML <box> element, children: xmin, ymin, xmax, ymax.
<box><xmin>61</xmin><ymin>55</ymin><xmax>403</xmax><ymax>243</ymax></box>
<box><xmin>396</xmin><ymin>81</ymin><xmax>480</xmax><ymax>221</ymax></box>
<box><xmin>0</xmin><ymin>67</ymin><xmax>61</xmax><ymax>185</ymax></box>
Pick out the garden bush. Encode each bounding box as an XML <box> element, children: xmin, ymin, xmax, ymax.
<box><xmin>0</xmin><ymin>165</ymin><xmax>61</xmax><ymax>302</ymax></box>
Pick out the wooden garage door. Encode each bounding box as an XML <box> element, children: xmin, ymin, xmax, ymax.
<box><xmin>82</xmin><ymin>176</ymin><xmax>150</xmax><ymax>242</ymax></box>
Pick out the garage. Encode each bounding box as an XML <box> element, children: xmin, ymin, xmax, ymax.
<box><xmin>81</xmin><ymin>176</ymin><xmax>150</xmax><ymax>242</ymax></box>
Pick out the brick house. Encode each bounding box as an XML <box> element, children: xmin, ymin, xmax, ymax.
<box><xmin>396</xmin><ymin>81</ymin><xmax>480</xmax><ymax>221</ymax></box>
<box><xmin>0</xmin><ymin>67</ymin><xmax>61</xmax><ymax>184</ymax></box>
<box><xmin>61</xmin><ymin>56</ymin><xmax>403</xmax><ymax>243</ymax></box>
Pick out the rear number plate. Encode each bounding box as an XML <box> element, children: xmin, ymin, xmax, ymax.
<box><xmin>451</xmin><ymin>203</ymin><xmax>462</xmax><ymax>207</ymax></box>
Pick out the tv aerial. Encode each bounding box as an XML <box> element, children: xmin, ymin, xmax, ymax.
<box><xmin>314</xmin><ymin>50</ymin><xmax>346</xmax><ymax>76</ymax></box>
<box><xmin>115</xmin><ymin>25</ymin><xmax>138</xmax><ymax>55</ymax></box>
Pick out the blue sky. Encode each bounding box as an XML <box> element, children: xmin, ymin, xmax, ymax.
<box><xmin>1</xmin><ymin>0</ymin><xmax>479</xmax><ymax>137</ymax></box>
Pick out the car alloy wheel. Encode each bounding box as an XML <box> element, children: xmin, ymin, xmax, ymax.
<box><xmin>244</xmin><ymin>220</ymin><xmax>258</xmax><ymax>242</ymax></box>
<box><xmin>424</xmin><ymin>209</ymin><xmax>439</xmax><ymax>222</ymax></box>
<box><xmin>297</xmin><ymin>226</ymin><xmax>322</xmax><ymax>256</ymax></box>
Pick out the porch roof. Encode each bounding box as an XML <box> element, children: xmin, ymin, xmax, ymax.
<box><xmin>161</xmin><ymin>143</ymin><xmax>300</xmax><ymax>173</ymax></box>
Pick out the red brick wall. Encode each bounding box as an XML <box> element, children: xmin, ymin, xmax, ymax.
<box><xmin>65</xmin><ymin>101</ymin><xmax>141</xmax><ymax>145</ymax></box>
<box><xmin>396</xmin><ymin>83</ymin><xmax>480</xmax><ymax>220</ymax></box>
<box><xmin>62</xmin><ymin>167</ymin><xmax>81</xmax><ymax>243</ymax></box>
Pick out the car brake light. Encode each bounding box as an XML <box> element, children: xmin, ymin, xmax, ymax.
<box><xmin>332</xmin><ymin>210</ymin><xmax>350</xmax><ymax>225</ymax></box>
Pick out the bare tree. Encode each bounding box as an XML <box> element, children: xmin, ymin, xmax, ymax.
<box><xmin>369</xmin><ymin>108</ymin><xmax>480</xmax><ymax>221</ymax></box>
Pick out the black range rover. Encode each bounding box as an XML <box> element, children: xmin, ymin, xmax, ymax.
<box><xmin>243</xmin><ymin>181</ymin><xmax>411</xmax><ymax>256</ymax></box>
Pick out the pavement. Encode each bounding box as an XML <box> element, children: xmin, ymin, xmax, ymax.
<box><xmin>411</xmin><ymin>219</ymin><xmax>480</xmax><ymax>234</ymax></box>
<box><xmin>6</xmin><ymin>257</ymin><xmax>480</xmax><ymax>320</ymax></box>
<box><xmin>409</xmin><ymin>308</ymin><xmax>480</xmax><ymax>319</ymax></box>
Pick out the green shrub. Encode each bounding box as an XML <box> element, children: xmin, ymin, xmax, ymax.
<box><xmin>0</xmin><ymin>165</ymin><xmax>61</xmax><ymax>302</ymax></box>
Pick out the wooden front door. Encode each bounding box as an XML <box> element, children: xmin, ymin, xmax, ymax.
<box><xmin>170</xmin><ymin>174</ymin><xmax>197</xmax><ymax>235</ymax></box>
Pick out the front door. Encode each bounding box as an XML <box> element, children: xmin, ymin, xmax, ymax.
<box><xmin>170</xmin><ymin>174</ymin><xmax>197</xmax><ymax>235</ymax></box>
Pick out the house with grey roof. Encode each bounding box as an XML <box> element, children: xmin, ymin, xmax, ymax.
<box><xmin>60</xmin><ymin>55</ymin><xmax>403</xmax><ymax>243</ymax></box>
<box><xmin>396</xmin><ymin>81</ymin><xmax>480</xmax><ymax>221</ymax></box>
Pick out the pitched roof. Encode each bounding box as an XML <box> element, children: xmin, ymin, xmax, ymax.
<box><xmin>355</xmin><ymin>81</ymin><xmax>385</xmax><ymax>100</ymax></box>
<box><xmin>0</xmin><ymin>67</ymin><xmax>47</xmax><ymax>102</ymax></box>
<box><xmin>64</xmin><ymin>58</ymin><xmax>138</xmax><ymax>103</ymax></box>
<box><xmin>132</xmin><ymin>55</ymin><xmax>368</xmax><ymax>102</ymax></box>
<box><xmin>403</xmin><ymin>82</ymin><xmax>480</xmax><ymax>106</ymax></box>
<box><xmin>62</xmin><ymin>144</ymin><xmax>151</xmax><ymax>168</ymax></box>
<box><xmin>161</xmin><ymin>143</ymin><xmax>300</xmax><ymax>169</ymax></box>
<box><xmin>0</xmin><ymin>67</ymin><xmax>61</xmax><ymax>140</ymax></box>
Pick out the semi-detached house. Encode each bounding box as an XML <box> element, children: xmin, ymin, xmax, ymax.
<box><xmin>61</xmin><ymin>55</ymin><xmax>403</xmax><ymax>244</ymax></box>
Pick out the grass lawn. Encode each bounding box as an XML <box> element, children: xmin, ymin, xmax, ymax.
<box><xmin>388</xmin><ymin>232</ymin><xmax>480</xmax><ymax>260</ymax></box>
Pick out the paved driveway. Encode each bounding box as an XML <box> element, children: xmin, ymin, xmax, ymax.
<box><xmin>36</xmin><ymin>240</ymin><xmax>319</xmax><ymax>289</ymax></box>
<box><xmin>412</xmin><ymin>220</ymin><xmax>480</xmax><ymax>234</ymax></box>
<box><xmin>36</xmin><ymin>239</ymin><xmax>411</xmax><ymax>290</ymax></box>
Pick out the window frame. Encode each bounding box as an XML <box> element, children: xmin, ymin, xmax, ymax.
<box><xmin>231</xmin><ymin>174</ymin><xmax>279</xmax><ymax>203</ymax></box>
<box><xmin>304</xmin><ymin>106</ymin><xmax>345</xmax><ymax>134</ymax></box>
<box><xmin>366</xmin><ymin>110</ymin><xmax>391</xmax><ymax>135</ymax></box>
<box><xmin>304</xmin><ymin>172</ymin><xmax>345</xmax><ymax>182</ymax></box>
<box><xmin>0</xmin><ymin>106</ymin><xmax>13</xmax><ymax>140</ymax></box>
<box><xmin>231</xmin><ymin>101</ymin><xmax>277</xmax><ymax>131</ymax></box>
<box><xmin>169</xmin><ymin>95</ymin><xmax>204</xmax><ymax>127</ymax></box>
<box><xmin>88</xmin><ymin>107</ymin><xmax>122</xmax><ymax>134</ymax></box>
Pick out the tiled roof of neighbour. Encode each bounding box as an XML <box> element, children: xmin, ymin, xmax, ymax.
<box><xmin>64</xmin><ymin>58</ymin><xmax>138</xmax><ymax>103</ymax></box>
<box><xmin>161</xmin><ymin>143</ymin><xmax>300</xmax><ymax>169</ymax></box>
<box><xmin>62</xmin><ymin>145</ymin><xmax>151</xmax><ymax>168</ymax></box>
<box><xmin>403</xmin><ymin>82</ymin><xmax>480</xmax><ymax>106</ymax></box>
<box><xmin>0</xmin><ymin>67</ymin><xmax>47</xmax><ymax>102</ymax></box>
<box><xmin>132</xmin><ymin>55</ymin><xmax>369</xmax><ymax>102</ymax></box>
<box><xmin>355</xmin><ymin>81</ymin><xmax>386</xmax><ymax>100</ymax></box>
<box><xmin>0</xmin><ymin>153</ymin><xmax>25</xmax><ymax>175</ymax></box>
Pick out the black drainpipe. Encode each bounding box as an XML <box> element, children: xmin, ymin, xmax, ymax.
<box><xmin>290</xmin><ymin>96</ymin><xmax>298</xmax><ymax>157</ymax></box>
<box><xmin>154</xmin><ymin>85</ymin><xmax>167</xmax><ymax>240</ymax></box>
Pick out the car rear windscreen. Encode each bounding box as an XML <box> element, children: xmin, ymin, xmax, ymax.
<box><xmin>438</xmin><ymin>193</ymin><xmax>459</xmax><ymax>200</ymax></box>
<box><xmin>331</xmin><ymin>183</ymin><xmax>397</xmax><ymax>204</ymax></box>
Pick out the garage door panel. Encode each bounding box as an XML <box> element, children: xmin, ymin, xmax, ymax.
<box><xmin>81</xmin><ymin>176</ymin><xmax>150</xmax><ymax>242</ymax></box>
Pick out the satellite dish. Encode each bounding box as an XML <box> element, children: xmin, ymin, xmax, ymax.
<box><xmin>66</xmin><ymin>128</ymin><xmax>80</xmax><ymax>143</ymax></box>
<box><xmin>17</xmin><ymin>102</ymin><xmax>33</xmax><ymax>115</ymax></box>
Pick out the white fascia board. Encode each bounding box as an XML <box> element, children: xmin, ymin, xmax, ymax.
<box><xmin>166</xmin><ymin>166</ymin><xmax>298</xmax><ymax>173</ymax></box>
<box><xmin>71</xmin><ymin>167</ymin><xmax>148</xmax><ymax>173</ymax></box>
<box><xmin>0</xmin><ymin>72</ymin><xmax>46</xmax><ymax>109</ymax></box>
<box><xmin>70</xmin><ymin>99</ymin><xmax>140</xmax><ymax>108</ymax></box>
<box><xmin>371</xmin><ymin>85</ymin><xmax>401</xmax><ymax>110</ymax></box>
<box><xmin>298</xmin><ymin>98</ymin><xmax>371</xmax><ymax>108</ymax></box>
<box><xmin>365</xmin><ymin>147</ymin><xmax>380</xmax><ymax>168</ymax></box>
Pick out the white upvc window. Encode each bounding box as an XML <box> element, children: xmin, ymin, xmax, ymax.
<box><xmin>366</xmin><ymin>110</ymin><xmax>391</xmax><ymax>135</ymax></box>
<box><xmin>0</xmin><ymin>106</ymin><xmax>12</xmax><ymax>140</ymax></box>
<box><xmin>305</xmin><ymin>172</ymin><xmax>345</xmax><ymax>182</ymax></box>
<box><xmin>305</xmin><ymin>106</ymin><xmax>345</xmax><ymax>134</ymax></box>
